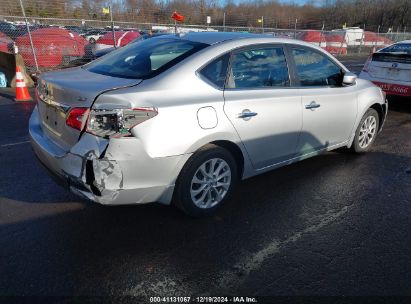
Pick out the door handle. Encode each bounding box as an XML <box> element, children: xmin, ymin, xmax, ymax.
<box><xmin>305</xmin><ymin>101</ymin><xmax>321</xmax><ymax>110</ymax></box>
<box><xmin>238</xmin><ymin>109</ymin><xmax>258</xmax><ymax>120</ymax></box>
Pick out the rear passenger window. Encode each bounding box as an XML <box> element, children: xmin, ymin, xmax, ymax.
<box><xmin>291</xmin><ymin>48</ymin><xmax>343</xmax><ymax>87</ymax></box>
<box><xmin>227</xmin><ymin>46</ymin><xmax>290</xmax><ymax>89</ymax></box>
<box><xmin>199</xmin><ymin>54</ymin><xmax>230</xmax><ymax>89</ymax></box>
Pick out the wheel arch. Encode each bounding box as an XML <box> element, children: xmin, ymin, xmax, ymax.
<box><xmin>172</xmin><ymin>140</ymin><xmax>245</xmax><ymax>216</ymax></box>
<box><xmin>210</xmin><ymin>140</ymin><xmax>245</xmax><ymax>179</ymax></box>
<box><xmin>369</xmin><ymin>102</ymin><xmax>387</xmax><ymax>132</ymax></box>
<box><xmin>348</xmin><ymin>100</ymin><xmax>386</xmax><ymax>148</ymax></box>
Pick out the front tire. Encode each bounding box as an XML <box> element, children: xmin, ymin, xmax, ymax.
<box><xmin>351</xmin><ymin>108</ymin><xmax>379</xmax><ymax>153</ymax></box>
<box><xmin>173</xmin><ymin>144</ymin><xmax>238</xmax><ymax>217</ymax></box>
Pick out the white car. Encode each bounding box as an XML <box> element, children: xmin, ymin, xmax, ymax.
<box><xmin>359</xmin><ymin>40</ymin><xmax>411</xmax><ymax>97</ymax></box>
<box><xmin>81</xmin><ymin>29</ymin><xmax>107</xmax><ymax>44</ymax></box>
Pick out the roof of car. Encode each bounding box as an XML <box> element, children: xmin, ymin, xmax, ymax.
<box><xmin>156</xmin><ymin>32</ymin><xmax>274</xmax><ymax>45</ymax></box>
<box><xmin>152</xmin><ymin>31</ymin><xmax>342</xmax><ymax>62</ymax></box>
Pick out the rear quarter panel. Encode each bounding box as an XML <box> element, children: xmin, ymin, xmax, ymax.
<box><xmin>93</xmin><ymin>65</ymin><xmax>252</xmax><ymax>174</ymax></box>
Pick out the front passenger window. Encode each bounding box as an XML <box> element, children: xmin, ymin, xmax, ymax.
<box><xmin>291</xmin><ymin>48</ymin><xmax>343</xmax><ymax>87</ymax></box>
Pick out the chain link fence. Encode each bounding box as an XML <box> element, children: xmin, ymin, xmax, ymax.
<box><xmin>1</xmin><ymin>12</ymin><xmax>411</xmax><ymax>74</ymax></box>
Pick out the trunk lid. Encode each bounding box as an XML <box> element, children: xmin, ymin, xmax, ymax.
<box><xmin>37</xmin><ymin>67</ymin><xmax>141</xmax><ymax>151</ymax></box>
<box><xmin>368</xmin><ymin>52</ymin><xmax>411</xmax><ymax>82</ymax></box>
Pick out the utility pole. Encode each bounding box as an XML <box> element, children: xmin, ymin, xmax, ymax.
<box><xmin>174</xmin><ymin>18</ymin><xmax>177</xmax><ymax>34</ymax></box>
<box><xmin>110</xmin><ymin>4</ymin><xmax>117</xmax><ymax>48</ymax></box>
<box><xmin>223</xmin><ymin>12</ymin><xmax>226</xmax><ymax>32</ymax></box>
<box><xmin>261</xmin><ymin>16</ymin><xmax>264</xmax><ymax>33</ymax></box>
<box><xmin>18</xmin><ymin>0</ymin><xmax>38</xmax><ymax>72</ymax></box>
<box><xmin>374</xmin><ymin>24</ymin><xmax>380</xmax><ymax>50</ymax></box>
<box><xmin>358</xmin><ymin>24</ymin><xmax>365</xmax><ymax>54</ymax></box>
<box><xmin>319</xmin><ymin>21</ymin><xmax>325</xmax><ymax>48</ymax></box>
<box><xmin>294</xmin><ymin>18</ymin><xmax>298</xmax><ymax>38</ymax></box>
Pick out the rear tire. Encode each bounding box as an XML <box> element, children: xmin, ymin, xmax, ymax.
<box><xmin>351</xmin><ymin>108</ymin><xmax>379</xmax><ymax>153</ymax></box>
<box><xmin>173</xmin><ymin>144</ymin><xmax>238</xmax><ymax>217</ymax></box>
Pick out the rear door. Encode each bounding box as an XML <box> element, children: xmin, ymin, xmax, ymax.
<box><xmin>288</xmin><ymin>46</ymin><xmax>358</xmax><ymax>157</ymax></box>
<box><xmin>223</xmin><ymin>44</ymin><xmax>302</xmax><ymax>170</ymax></box>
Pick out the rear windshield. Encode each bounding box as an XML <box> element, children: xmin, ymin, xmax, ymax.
<box><xmin>85</xmin><ymin>38</ymin><xmax>209</xmax><ymax>79</ymax></box>
<box><xmin>380</xmin><ymin>43</ymin><xmax>411</xmax><ymax>54</ymax></box>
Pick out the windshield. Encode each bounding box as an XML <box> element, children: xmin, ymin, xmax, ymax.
<box><xmin>381</xmin><ymin>43</ymin><xmax>411</xmax><ymax>54</ymax></box>
<box><xmin>85</xmin><ymin>37</ymin><xmax>209</xmax><ymax>79</ymax></box>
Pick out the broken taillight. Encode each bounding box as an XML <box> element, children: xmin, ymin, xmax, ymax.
<box><xmin>86</xmin><ymin>107</ymin><xmax>158</xmax><ymax>138</ymax></box>
<box><xmin>66</xmin><ymin>107</ymin><xmax>89</xmax><ymax>131</ymax></box>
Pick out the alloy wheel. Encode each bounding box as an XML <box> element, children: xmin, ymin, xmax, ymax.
<box><xmin>359</xmin><ymin>115</ymin><xmax>377</xmax><ymax>149</ymax></box>
<box><xmin>190</xmin><ymin>158</ymin><xmax>232</xmax><ymax>209</ymax></box>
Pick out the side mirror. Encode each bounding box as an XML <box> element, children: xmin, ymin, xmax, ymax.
<box><xmin>343</xmin><ymin>72</ymin><xmax>357</xmax><ymax>85</ymax></box>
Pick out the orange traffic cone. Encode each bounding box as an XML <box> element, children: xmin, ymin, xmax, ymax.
<box><xmin>15</xmin><ymin>65</ymin><xmax>32</xmax><ymax>102</ymax></box>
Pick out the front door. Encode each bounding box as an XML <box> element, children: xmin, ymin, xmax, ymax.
<box><xmin>288</xmin><ymin>46</ymin><xmax>358</xmax><ymax>157</ymax></box>
<box><xmin>223</xmin><ymin>45</ymin><xmax>302</xmax><ymax>170</ymax></box>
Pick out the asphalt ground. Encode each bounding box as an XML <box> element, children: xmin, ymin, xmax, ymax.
<box><xmin>0</xmin><ymin>59</ymin><xmax>410</xmax><ymax>302</ymax></box>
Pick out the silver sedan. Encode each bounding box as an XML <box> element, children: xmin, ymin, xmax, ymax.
<box><xmin>29</xmin><ymin>32</ymin><xmax>388</xmax><ymax>217</ymax></box>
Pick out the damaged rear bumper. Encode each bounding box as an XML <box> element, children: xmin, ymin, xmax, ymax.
<box><xmin>29</xmin><ymin>106</ymin><xmax>190</xmax><ymax>205</ymax></box>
